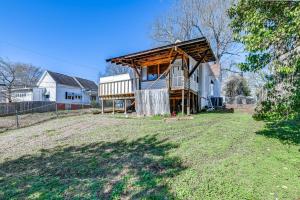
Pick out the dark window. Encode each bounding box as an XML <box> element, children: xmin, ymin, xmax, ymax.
<box><xmin>45</xmin><ymin>94</ymin><xmax>50</xmax><ymax>98</ymax></box>
<box><xmin>159</xmin><ymin>63</ymin><xmax>169</xmax><ymax>75</ymax></box>
<box><xmin>147</xmin><ymin>65</ymin><xmax>158</xmax><ymax>81</ymax></box>
<box><xmin>65</xmin><ymin>92</ymin><xmax>68</xmax><ymax>99</ymax></box>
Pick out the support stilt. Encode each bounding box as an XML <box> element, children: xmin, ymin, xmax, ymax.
<box><xmin>181</xmin><ymin>90</ymin><xmax>185</xmax><ymax>115</ymax></box>
<box><xmin>101</xmin><ymin>98</ymin><xmax>104</xmax><ymax>114</ymax></box>
<box><xmin>112</xmin><ymin>99</ymin><xmax>115</xmax><ymax>115</ymax></box>
<box><xmin>187</xmin><ymin>90</ymin><xmax>191</xmax><ymax>115</ymax></box>
<box><xmin>124</xmin><ymin>99</ymin><xmax>127</xmax><ymax>114</ymax></box>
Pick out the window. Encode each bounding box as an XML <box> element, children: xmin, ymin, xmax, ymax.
<box><xmin>141</xmin><ymin>63</ymin><xmax>170</xmax><ymax>81</ymax></box>
<box><xmin>147</xmin><ymin>65</ymin><xmax>158</xmax><ymax>81</ymax></box>
<box><xmin>16</xmin><ymin>93</ymin><xmax>26</xmax><ymax>97</ymax></box>
<box><xmin>65</xmin><ymin>92</ymin><xmax>75</xmax><ymax>100</ymax></box>
<box><xmin>45</xmin><ymin>94</ymin><xmax>50</xmax><ymax>98</ymax></box>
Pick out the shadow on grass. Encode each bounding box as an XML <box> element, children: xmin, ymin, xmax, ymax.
<box><xmin>0</xmin><ymin>135</ymin><xmax>185</xmax><ymax>199</ymax></box>
<box><xmin>256</xmin><ymin>118</ymin><xmax>300</xmax><ymax>145</ymax></box>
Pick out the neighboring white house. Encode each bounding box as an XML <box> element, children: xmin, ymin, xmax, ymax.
<box><xmin>9</xmin><ymin>87</ymin><xmax>45</xmax><ymax>102</ymax></box>
<box><xmin>0</xmin><ymin>71</ymin><xmax>98</xmax><ymax>109</ymax></box>
<box><xmin>37</xmin><ymin>71</ymin><xmax>98</xmax><ymax>109</ymax></box>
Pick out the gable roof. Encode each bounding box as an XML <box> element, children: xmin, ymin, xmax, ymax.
<box><xmin>43</xmin><ymin>71</ymin><xmax>97</xmax><ymax>91</ymax></box>
<box><xmin>47</xmin><ymin>71</ymin><xmax>80</xmax><ymax>88</ymax></box>
<box><xmin>75</xmin><ymin>77</ymin><xmax>98</xmax><ymax>91</ymax></box>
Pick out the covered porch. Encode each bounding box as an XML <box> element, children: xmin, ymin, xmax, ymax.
<box><xmin>101</xmin><ymin>37</ymin><xmax>216</xmax><ymax>115</ymax></box>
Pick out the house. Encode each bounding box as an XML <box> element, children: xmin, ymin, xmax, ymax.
<box><xmin>99</xmin><ymin>37</ymin><xmax>222</xmax><ymax>116</ymax></box>
<box><xmin>0</xmin><ymin>71</ymin><xmax>98</xmax><ymax>110</ymax></box>
<box><xmin>6</xmin><ymin>87</ymin><xmax>45</xmax><ymax>102</ymax></box>
<box><xmin>37</xmin><ymin>71</ymin><xmax>98</xmax><ymax>109</ymax></box>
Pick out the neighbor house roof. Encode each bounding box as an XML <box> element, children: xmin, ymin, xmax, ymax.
<box><xmin>44</xmin><ymin>71</ymin><xmax>97</xmax><ymax>91</ymax></box>
<box><xmin>47</xmin><ymin>71</ymin><xmax>80</xmax><ymax>88</ymax></box>
<box><xmin>107</xmin><ymin>37</ymin><xmax>216</xmax><ymax>67</ymax></box>
<box><xmin>75</xmin><ymin>77</ymin><xmax>98</xmax><ymax>91</ymax></box>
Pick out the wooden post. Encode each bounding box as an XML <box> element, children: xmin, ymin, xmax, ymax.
<box><xmin>186</xmin><ymin>57</ymin><xmax>191</xmax><ymax>116</ymax></box>
<box><xmin>101</xmin><ymin>98</ymin><xmax>104</xmax><ymax>114</ymax></box>
<box><xmin>181</xmin><ymin>89</ymin><xmax>185</xmax><ymax>115</ymax></box>
<box><xmin>124</xmin><ymin>99</ymin><xmax>127</xmax><ymax>114</ymax></box>
<box><xmin>172</xmin><ymin>99</ymin><xmax>175</xmax><ymax>113</ymax></box>
<box><xmin>187</xmin><ymin>90</ymin><xmax>191</xmax><ymax>115</ymax></box>
<box><xmin>56</xmin><ymin>103</ymin><xmax>58</xmax><ymax>118</ymax></box>
<box><xmin>15</xmin><ymin>110</ymin><xmax>19</xmax><ymax>128</ymax></box>
<box><xmin>193</xmin><ymin>93</ymin><xmax>196</xmax><ymax>113</ymax></box>
<box><xmin>112</xmin><ymin>99</ymin><xmax>115</xmax><ymax>115</ymax></box>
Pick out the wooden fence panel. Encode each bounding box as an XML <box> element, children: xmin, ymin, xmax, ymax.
<box><xmin>135</xmin><ymin>88</ymin><xmax>170</xmax><ymax>116</ymax></box>
<box><xmin>0</xmin><ymin>101</ymin><xmax>56</xmax><ymax>116</ymax></box>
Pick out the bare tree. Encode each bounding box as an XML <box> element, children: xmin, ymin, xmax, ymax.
<box><xmin>0</xmin><ymin>59</ymin><xmax>16</xmax><ymax>102</ymax></box>
<box><xmin>151</xmin><ymin>0</ymin><xmax>239</xmax><ymax>80</ymax></box>
<box><xmin>0</xmin><ymin>58</ymin><xmax>43</xmax><ymax>102</ymax></box>
<box><xmin>99</xmin><ymin>63</ymin><xmax>131</xmax><ymax>78</ymax></box>
<box><xmin>14</xmin><ymin>63</ymin><xmax>43</xmax><ymax>87</ymax></box>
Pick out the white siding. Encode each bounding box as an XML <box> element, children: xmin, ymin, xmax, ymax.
<box><xmin>33</xmin><ymin>88</ymin><xmax>45</xmax><ymax>101</ymax></box>
<box><xmin>100</xmin><ymin>73</ymin><xmax>131</xmax><ymax>83</ymax></box>
<box><xmin>141</xmin><ymin>78</ymin><xmax>166</xmax><ymax>90</ymax></box>
<box><xmin>198</xmin><ymin>63</ymin><xmax>210</xmax><ymax>108</ymax></box>
<box><xmin>197</xmin><ymin>63</ymin><xmax>221</xmax><ymax>108</ymax></box>
<box><xmin>11</xmin><ymin>90</ymin><xmax>34</xmax><ymax>102</ymax></box>
<box><xmin>56</xmin><ymin>84</ymin><xmax>91</xmax><ymax>105</ymax></box>
<box><xmin>188</xmin><ymin>56</ymin><xmax>199</xmax><ymax>92</ymax></box>
<box><xmin>38</xmin><ymin>72</ymin><xmax>57</xmax><ymax>102</ymax></box>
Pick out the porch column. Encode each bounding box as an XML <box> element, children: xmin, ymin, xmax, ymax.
<box><xmin>124</xmin><ymin>99</ymin><xmax>127</xmax><ymax>114</ymax></box>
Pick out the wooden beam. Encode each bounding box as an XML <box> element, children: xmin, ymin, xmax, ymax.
<box><xmin>146</xmin><ymin>52</ymin><xmax>179</xmax><ymax>90</ymax></box>
<box><xmin>188</xmin><ymin>50</ymin><xmax>209</xmax><ymax>78</ymax></box>
<box><xmin>131</xmin><ymin>59</ymin><xmax>141</xmax><ymax>77</ymax></box>
<box><xmin>176</xmin><ymin>47</ymin><xmax>190</xmax><ymax>59</ymax></box>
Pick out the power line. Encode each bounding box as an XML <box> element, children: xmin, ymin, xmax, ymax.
<box><xmin>0</xmin><ymin>40</ymin><xmax>101</xmax><ymax>72</ymax></box>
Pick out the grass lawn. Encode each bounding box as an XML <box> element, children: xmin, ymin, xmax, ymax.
<box><xmin>0</xmin><ymin>112</ymin><xmax>299</xmax><ymax>199</ymax></box>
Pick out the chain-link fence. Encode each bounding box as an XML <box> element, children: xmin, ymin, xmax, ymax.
<box><xmin>0</xmin><ymin>102</ymin><xmax>98</xmax><ymax>132</ymax></box>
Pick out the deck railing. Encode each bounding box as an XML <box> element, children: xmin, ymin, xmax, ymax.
<box><xmin>99</xmin><ymin>79</ymin><xmax>136</xmax><ymax>97</ymax></box>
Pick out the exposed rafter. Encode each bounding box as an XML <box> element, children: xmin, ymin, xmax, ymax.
<box><xmin>188</xmin><ymin>50</ymin><xmax>209</xmax><ymax>78</ymax></box>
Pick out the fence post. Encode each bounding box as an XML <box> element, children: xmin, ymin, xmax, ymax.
<box><xmin>15</xmin><ymin>110</ymin><xmax>19</xmax><ymax>128</ymax></box>
<box><xmin>56</xmin><ymin>103</ymin><xmax>58</xmax><ymax>118</ymax></box>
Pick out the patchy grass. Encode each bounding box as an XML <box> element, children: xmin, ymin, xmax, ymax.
<box><xmin>0</xmin><ymin>112</ymin><xmax>299</xmax><ymax>199</ymax></box>
<box><xmin>0</xmin><ymin>109</ymin><xmax>98</xmax><ymax>133</ymax></box>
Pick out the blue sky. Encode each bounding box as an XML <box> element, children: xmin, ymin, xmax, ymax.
<box><xmin>0</xmin><ymin>0</ymin><xmax>172</xmax><ymax>82</ymax></box>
